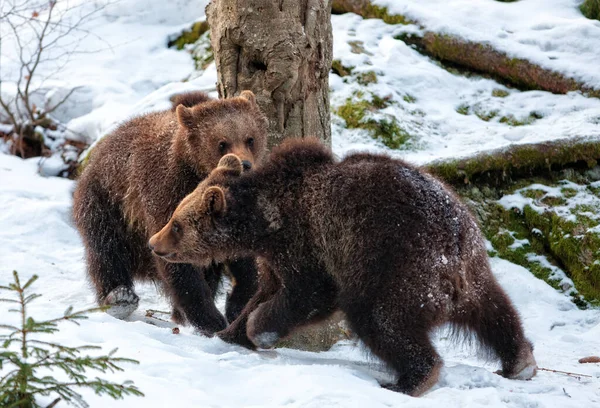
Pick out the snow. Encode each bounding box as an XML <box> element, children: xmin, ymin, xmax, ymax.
<box><xmin>498</xmin><ymin>180</ymin><xmax>600</xmax><ymax>226</ymax></box>
<box><xmin>1</xmin><ymin>148</ymin><xmax>600</xmax><ymax>407</ymax></box>
<box><xmin>376</xmin><ymin>0</ymin><xmax>600</xmax><ymax>90</ymax></box>
<box><xmin>1</xmin><ymin>0</ymin><xmax>600</xmax><ymax>406</ymax></box>
<box><xmin>329</xmin><ymin>13</ymin><xmax>600</xmax><ymax>164</ymax></box>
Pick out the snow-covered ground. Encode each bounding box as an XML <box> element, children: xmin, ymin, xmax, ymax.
<box><xmin>3</xmin><ymin>0</ymin><xmax>600</xmax><ymax>168</ymax></box>
<box><xmin>1</xmin><ymin>0</ymin><xmax>600</xmax><ymax>406</ymax></box>
<box><xmin>329</xmin><ymin>12</ymin><xmax>600</xmax><ymax>163</ymax></box>
<box><xmin>1</xmin><ymin>153</ymin><xmax>599</xmax><ymax>407</ymax></box>
<box><xmin>377</xmin><ymin>0</ymin><xmax>600</xmax><ymax>89</ymax></box>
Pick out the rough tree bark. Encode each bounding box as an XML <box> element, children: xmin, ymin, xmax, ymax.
<box><xmin>206</xmin><ymin>0</ymin><xmax>333</xmax><ymax>148</ymax></box>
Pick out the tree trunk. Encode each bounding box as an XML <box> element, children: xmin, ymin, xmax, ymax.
<box><xmin>206</xmin><ymin>0</ymin><xmax>333</xmax><ymax>148</ymax></box>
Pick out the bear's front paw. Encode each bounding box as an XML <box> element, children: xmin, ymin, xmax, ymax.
<box><xmin>103</xmin><ymin>286</ymin><xmax>139</xmax><ymax>320</ymax></box>
<box><xmin>217</xmin><ymin>326</ymin><xmax>256</xmax><ymax>350</ymax></box>
<box><xmin>189</xmin><ymin>311</ymin><xmax>228</xmax><ymax>337</ymax></box>
<box><xmin>247</xmin><ymin>308</ymin><xmax>279</xmax><ymax>349</ymax></box>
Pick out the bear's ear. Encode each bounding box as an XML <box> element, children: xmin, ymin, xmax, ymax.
<box><xmin>239</xmin><ymin>90</ymin><xmax>257</xmax><ymax>105</ymax></box>
<box><xmin>217</xmin><ymin>154</ymin><xmax>243</xmax><ymax>176</ymax></box>
<box><xmin>176</xmin><ymin>104</ymin><xmax>195</xmax><ymax>128</ymax></box>
<box><xmin>202</xmin><ymin>186</ymin><xmax>226</xmax><ymax>216</ymax></box>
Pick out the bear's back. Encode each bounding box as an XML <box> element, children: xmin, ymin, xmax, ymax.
<box><xmin>305</xmin><ymin>153</ymin><xmax>476</xmax><ymax>282</ymax></box>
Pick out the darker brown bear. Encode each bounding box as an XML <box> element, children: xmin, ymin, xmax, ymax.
<box><xmin>149</xmin><ymin>138</ymin><xmax>537</xmax><ymax>395</ymax></box>
<box><xmin>72</xmin><ymin>90</ymin><xmax>267</xmax><ymax>334</ymax></box>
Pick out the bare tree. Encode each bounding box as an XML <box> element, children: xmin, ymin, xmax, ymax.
<box><xmin>206</xmin><ymin>0</ymin><xmax>333</xmax><ymax>148</ymax></box>
<box><xmin>0</xmin><ymin>0</ymin><xmax>106</xmax><ymax>158</ymax></box>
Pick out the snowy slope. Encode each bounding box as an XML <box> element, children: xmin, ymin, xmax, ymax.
<box><xmin>1</xmin><ymin>151</ymin><xmax>599</xmax><ymax>407</ymax></box>
<box><xmin>3</xmin><ymin>0</ymin><xmax>600</xmax><ymax>168</ymax></box>
<box><xmin>377</xmin><ymin>0</ymin><xmax>600</xmax><ymax>89</ymax></box>
<box><xmin>329</xmin><ymin>13</ymin><xmax>600</xmax><ymax>164</ymax></box>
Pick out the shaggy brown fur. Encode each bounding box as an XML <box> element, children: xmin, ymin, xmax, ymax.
<box><xmin>72</xmin><ymin>91</ymin><xmax>267</xmax><ymax>334</ymax></box>
<box><xmin>149</xmin><ymin>137</ymin><xmax>537</xmax><ymax>395</ymax></box>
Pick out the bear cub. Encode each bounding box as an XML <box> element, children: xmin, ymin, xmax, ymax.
<box><xmin>73</xmin><ymin>90</ymin><xmax>267</xmax><ymax>334</ymax></box>
<box><xmin>149</xmin><ymin>138</ymin><xmax>537</xmax><ymax>395</ymax></box>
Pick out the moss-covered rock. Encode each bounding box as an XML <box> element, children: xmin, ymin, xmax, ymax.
<box><xmin>426</xmin><ymin>138</ymin><xmax>600</xmax><ymax>186</ymax></box>
<box><xmin>336</xmin><ymin>93</ymin><xmax>412</xmax><ymax>149</ymax></box>
<box><xmin>492</xmin><ymin>181</ymin><xmax>600</xmax><ymax>306</ymax></box>
<box><xmin>581</xmin><ymin>0</ymin><xmax>600</xmax><ymax>20</ymax></box>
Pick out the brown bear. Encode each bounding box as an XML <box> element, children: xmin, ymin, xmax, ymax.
<box><xmin>148</xmin><ymin>137</ymin><xmax>537</xmax><ymax>396</ymax></box>
<box><xmin>72</xmin><ymin>90</ymin><xmax>267</xmax><ymax>334</ymax></box>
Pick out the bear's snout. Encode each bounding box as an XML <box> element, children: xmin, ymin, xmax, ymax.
<box><xmin>148</xmin><ymin>229</ymin><xmax>177</xmax><ymax>260</ymax></box>
<box><xmin>242</xmin><ymin>160</ymin><xmax>252</xmax><ymax>171</ymax></box>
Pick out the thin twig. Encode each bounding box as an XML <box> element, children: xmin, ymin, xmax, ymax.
<box><xmin>538</xmin><ymin>366</ymin><xmax>593</xmax><ymax>379</ymax></box>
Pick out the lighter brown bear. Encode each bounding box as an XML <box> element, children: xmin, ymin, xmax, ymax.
<box><xmin>72</xmin><ymin>91</ymin><xmax>267</xmax><ymax>334</ymax></box>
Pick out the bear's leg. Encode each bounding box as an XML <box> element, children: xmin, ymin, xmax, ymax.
<box><xmin>74</xmin><ymin>181</ymin><xmax>140</xmax><ymax>319</ymax></box>
<box><xmin>454</xmin><ymin>276</ymin><xmax>537</xmax><ymax>380</ymax></box>
<box><xmin>344</xmin><ymin>300</ymin><xmax>442</xmax><ymax>396</ymax></box>
<box><xmin>245</xmin><ymin>263</ymin><xmax>338</xmax><ymax>349</ymax></box>
<box><xmin>218</xmin><ymin>260</ymin><xmax>280</xmax><ymax>349</ymax></box>
<box><xmin>160</xmin><ymin>261</ymin><xmax>227</xmax><ymax>335</ymax></box>
<box><xmin>224</xmin><ymin>257</ymin><xmax>259</xmax><ymax>323</ymax></box>
<box><xmin>204</xmin><ymin>261</ymin><xmax>224</xmax><ymax>300</ymax></box>
<box><xmin>170</xmin><ymin>262</ymin><xmax>222</xmax><ymax>325</ymax></box>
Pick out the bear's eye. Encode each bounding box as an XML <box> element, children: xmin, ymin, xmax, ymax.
<box><xmin>172</xmin><ymin>221</ymin><xmax>182</xmax><ymax>234</ymax></box>
<box><xmin>246</xmin><ymin>137</ymin><xmax>254</xmax><ymax>148</ymax></box>
<box><xmin>218</xmin><ymin>141</ymin><xmax>228</xmax><ymax>153</ymax></box>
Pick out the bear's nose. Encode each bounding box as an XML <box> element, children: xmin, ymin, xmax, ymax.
<box><xmin>242</xmin><ymin>160</ymin><xmax>252</xmax><ymax>171</ymax></box>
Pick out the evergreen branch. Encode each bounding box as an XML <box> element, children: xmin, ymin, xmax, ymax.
<box><xmin>0</xmin><ymin>271</ymin><xmax>144</xmax><ymax>407</ymax></box>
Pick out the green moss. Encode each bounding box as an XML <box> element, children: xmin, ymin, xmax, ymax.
<box><xmin>484</xmin><ymin>204</ymin><xmax>564</xmax><ymax>294</ymax></box>
<box><xmin>521</xmin><ymin>189</ymin><xmax>547</xmax><ymax>199</ymax></box>
<box><xmin>492</xmin><ymin>89</ymin><xmax>510</xmax><ymax>98</ymax></box>
<box><xmin>371</xmin><ymin>94</ymin><xmax>393</xmax><ymax>109</ymax></box>
<box><xmin>168</xmin><ymin>21</ymin><xmax>209</xmax><ymax>50</ymax></box>
<box><xmin>561</xmin><ymin>187</ymin><xmax>578</xmax><ymax>198</ymax></box>
<box><xmin>190</xmin><ymin>31</ymin><xmax>214</xmax><ymax>71</ymax></box>
<box><xmin>363</xmin><ymin>4</ymin><xmax>412</xmax><ymax>25</ymax></box>
<box><xmin>356</xmin><ymin>71</ymin><xmax>378</xmax><ymax>86</ymax></box>
<box><xmin>403</xmin><ymin>94</ymin><xmax>417</xmax><ymax>103</ymax></box>
<box><xmin>475</xmin><ymin>108</ymin><xmax>499</xmax><ymax>122</ymax></box>
<box><xmin>456</xmin><ymin>103</ymin><xmax>470</xmax><ymax>115</ymax></box>
<box><xmin>336</xmin><ymin>95</ymin><xmax>411</xmax><ymax>149</ymax></box>
<box><xmin>499</xmin><ymin>112</ymin><xmax>541</xmax><ymax>126</ymax></box>
<box><xmin>540</xmin><ymin>195</ymin><xmax>567</xmax><ymax>207</ymax></box>
<box><xmin>331</xmin><ymin>60</ymin><xmax>353</xmax><ymax>77</ymax></box>
<box><xmin>580</xmin><ymin>0</ymin><xmax>600</xmax><ymax>20</ymax></box>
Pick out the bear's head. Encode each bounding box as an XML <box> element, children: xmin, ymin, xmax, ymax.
<box><xmin>174</xmin><ymin>90</ymin><xmax>268</xmax><ymax>174</ymax></box>
<box><xmin>148</xmin><ymin>154</ymin><xmax>246</xmax><ymax>265</ymax></box>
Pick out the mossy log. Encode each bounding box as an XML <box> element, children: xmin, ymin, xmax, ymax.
<box><xmin>332</xmin><ymin>0</ymin><xmax>600</xmax><ymax>98</ymax></box>
<box><xmin>426</xmin><ymin>138</ymin><xmax>600</xmax><ymax>187</ymax></box>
